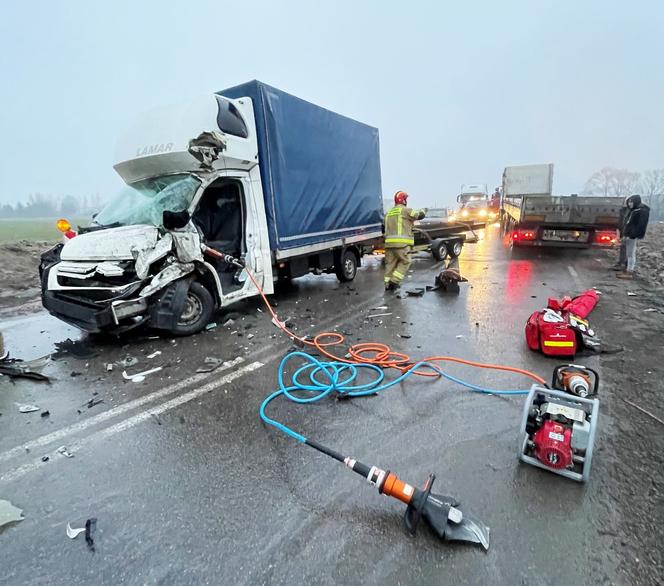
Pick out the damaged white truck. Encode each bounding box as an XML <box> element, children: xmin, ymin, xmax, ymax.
<box><xmin>40</xmin><ymin>81</ymin><xmax>384</xmax><ymax>335</ymax></box>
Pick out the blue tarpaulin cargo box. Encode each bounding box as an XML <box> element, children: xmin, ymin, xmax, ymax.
<box><xmin>219</xmin><ymin>81</ymin><xmax>383</xmax><ymax>253</ymax></box>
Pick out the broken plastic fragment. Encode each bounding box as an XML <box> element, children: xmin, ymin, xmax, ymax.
<box><xmin>66</xmin><ymin>523</ymin><xmax>86</xmax><ymax>539</ymax></box>
<box><xmin>18</xmin><ymin>404</ymin><xmax>40</xmax><ymax>413</ymax></box>
<box><xmin>0</xmin><ymin>500</ymin><xmax>24</xmax><ymax>527</ymax></box>
<box><xmin>57</xmin><ymin>446</ymin><xmax>74</xmax><ymax>458</ymax></box>
<box><xmin>147</xmin><ymin>351</ymin><xmax>162</xmax><ymax>359</ymax></box>
<box><xmin>122</xmin><ymin>367</ymin><xmax>162</xmax><ymax>383</ymax></box>
<box><xmin>205</xmin><ymin>322</ymin><xmax>217</xmax><ymax>331</ymax></box>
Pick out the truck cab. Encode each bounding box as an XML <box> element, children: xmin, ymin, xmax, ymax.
<box><xmin>40</xmin><ymin>83</ymin><xmax>383</xmax><ymax>336</ymax></box>
<box><xmin>450</xmin><ymin>184</ymin><xmax>493</xmax><ymax>222</ymax></box>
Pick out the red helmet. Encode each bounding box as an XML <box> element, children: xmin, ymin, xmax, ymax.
<box><xmin>394</xmin><ymin>190</ymin><xmax>408</xmax><ymax>205</ymax></box>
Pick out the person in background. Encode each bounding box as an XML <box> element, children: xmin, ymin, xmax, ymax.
<box><xmin>383</xmin><ymin>191</ymin><xmax>426</xmax><ymax>291</ymax></box>
<box><xmin>617</xmin><ymin>194</ymin><xmax>650</xmax><ymax>280</ymax></box>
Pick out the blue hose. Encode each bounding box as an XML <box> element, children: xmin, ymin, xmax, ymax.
<box><xmin>259</xmin><ymin>351</ymin><xmax>531</xmax><ymax>443</ymax></box>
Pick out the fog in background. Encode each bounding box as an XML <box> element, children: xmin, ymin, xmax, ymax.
<box><xmin>1</xmin><ymin>0</ymin><xmax>663</xmax><ymax>210</ymax></box>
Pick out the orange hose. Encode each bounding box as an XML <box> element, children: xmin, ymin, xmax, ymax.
<box><xmin>207</xmin><ymin>248</ymin><xmax>546</xmax><ymax>386</ymax></box>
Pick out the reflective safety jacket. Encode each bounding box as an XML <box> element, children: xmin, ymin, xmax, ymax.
<box><xmin>384</xmin><ymin>205</ymin><xmax>426</xmax><ymax>248</ymax></box>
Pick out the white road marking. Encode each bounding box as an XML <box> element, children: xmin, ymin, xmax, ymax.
<box><xmin>0</xmin><ymin>357</ymin><xmax>245</xmax><ymax>465</ymax></box>
<box><xmin>0</xmin><ymin>361</ymin><xmax>264</xmax><ymax>484</ymax></box>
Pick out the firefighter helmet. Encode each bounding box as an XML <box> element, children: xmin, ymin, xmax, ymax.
<box><xmin>394</xmin><ymin>190</ymin><xmax>408</xmax><ymax>205</ymax></box>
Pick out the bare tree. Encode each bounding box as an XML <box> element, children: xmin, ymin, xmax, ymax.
<box><xmin>641</xmin><ymin>168</ymin><xmax>664</xmax><ymax>220</ymax></box>
<box><xmin>584</xmin><ymin>167</ymin><xmax>641</xmax><ymax>197</ymax></box>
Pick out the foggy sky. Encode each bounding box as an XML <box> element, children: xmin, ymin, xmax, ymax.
<box><xmin>1</xmin><ymin>0</ymin><xmax>663</xmax><ymax>208</ymax></box>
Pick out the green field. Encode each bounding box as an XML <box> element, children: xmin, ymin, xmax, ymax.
<box><xmin>0</xmin><ymin>218</ymin><xmax>89</xmax><ymax>243</ymax></box>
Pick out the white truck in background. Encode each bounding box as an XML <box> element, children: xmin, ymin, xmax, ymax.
<box><xmin>501</xmin><ymin>164</ymin><xmax>623</xmax><ymax>247</ymax></box>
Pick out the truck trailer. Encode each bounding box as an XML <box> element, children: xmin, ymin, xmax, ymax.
<box><xmin>40</xmin><ymin>81</ymin><xmax>383</xmax><ymax>335</ymax></box>
<box><xmin>501</xmin><ymin>164</ymin><xmax>622</xmax><ymax>247</ymax></box>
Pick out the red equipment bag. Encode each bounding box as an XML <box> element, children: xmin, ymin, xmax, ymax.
<box><xmin>525</xmin><ymin>310</ymin><xmax>578</xmax><ymax>357</ymax></box>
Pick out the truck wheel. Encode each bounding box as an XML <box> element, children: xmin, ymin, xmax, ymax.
<box><xmin>431</xmin><ymin>239</ymin><xmax>449</xmax><ymax>261</ymax></box>
<box><xmin>172</xmin><ymin>282</ymin><xmax>214</xmax><ymax>336</ymax></box>
<box><xmin>449</xmin><ymin>240</ymin><xmax>464</xmax><ymax>257</ymax></box>
<box><xmin>335</xmin><ymin>249</ymin><xmax>358</xmax><ymax>282</ymax></box>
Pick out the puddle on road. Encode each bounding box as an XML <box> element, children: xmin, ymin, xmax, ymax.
<box><xmin>0</xmin><ymin>312</ymin><xmax>82</xmax><ymax>360</ymax></box>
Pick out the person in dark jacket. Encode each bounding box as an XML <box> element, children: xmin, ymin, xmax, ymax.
<box><xmin>617</xmin><ymin>194</ymin><xmax>650</xmax><ymax>279</ymax></box>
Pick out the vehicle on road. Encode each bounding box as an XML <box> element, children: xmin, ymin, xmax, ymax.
<box><xmin>450</xmin><ymin>184</ymin><xmax>494</xmax><ymax>222</ymax></box>
<box><xmin>40</xmin><ymin>81</ymin><xmax>383</xmax><ymax>335</ymax></box>
<box><xmin>502</xmin><ymin>164</ymin><xmax>623</xmax><ymax>247</ymax></box>
<box><xmin>413</xmin><ymin>208</ymin><xmax>483</xmax><ymax>260</ymax></box>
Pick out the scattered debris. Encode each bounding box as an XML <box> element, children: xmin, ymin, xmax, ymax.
<box><xmin>0</xmin><ymin>499</ymin><xmax>24</xmax><ymax>527</ymax></box>
<box><xmin>644</xmin><ymin>308</ymin><xmax>658</xmax><ymax>313</ymax></box>
<box><xmin>147</xmin><ymin>350</ymin><xmax>162</xmax><ymax>359</ymax></box>
<box><xmin>627</xmin><ymin>292</ymin><xmax>637</xmax><ymax>297</ymax></box>
<box><xmin>455</xmin><ymin>335</ymin><xmax>464</xmax><ymax>339</ymax></box>
<box><xmin>122</xmin><ymin>367</ymin><xmax>162</xmax><ymax>383</ymax></box>
<box><xmin>105</xmin><ymin>364</ymin><xmax>113</xmax><ymax>372</ymax></box>
<box><xmin>398</xmin><ymin>334</ymin><xmax>412</xmax><ymax>339</ymax></box>
<box><xmin>372</xmin><ymin>305</ymin><xmax>389</xmax><ymax>311</ymax></box>
<box><xmin>66</xmin><ymin>523</ymin><xmax>86</xmax><ymax>539</ymax></box>
<box><xmin>119</xmin><ymin>356</ymin><xmax>138</xmax><ymax>368</ymax></box>
<box><xmin>0</xmin><ymin>355</ymin><xmax>50</xmax><ymax>382</ymax></box>
<box><xmin>41</xmin><ymin>455</ymin><xmax>49</xmax><ymax>462</ymax></box>
<box><xmin>57</xmin><ymin>446</ymin><xmax>74</xmax><ymax>458</ymax></box>
<box><xmin>54</xmin><ymin>338</ymin><xmax>98</xmax><ymax>359</ymax></box>
<box><xmin>18</xmin><ymin>404</ymin><xmax>40</xmax><ymax>413</ymax></box>
<box><xmin>247</xmin><ymin>333</ymin><xmax>255</xmax><ymax>340</ymax></box>
<box><xmin>368</xmin><ymin>313</ymin><xmax>392</xmax><ymax>319</ymax></box>
<box><xmin>85</xmin><ymin>518</ymin><xmax>97</xmax><ymax>551</ymax></box>
<box><xmin>223</xmin><ymin>318</ymin><xmax>235</xmax><ymax>327</ymax></box>
<box><xmin>205</xmin><ymin>322</ymin><xmax>218</xmax><ymax>331</ymax></box>
<box><xmin>40</xmin><ymin>410</ymin><xmax>50</xmax><ymax>418</ymax></box>
<box><xmin>85</xmin><ymin>398</ymin><xmax>104</xmax><ymax>409</ymax></box>
<box><xmin>405</xmin><ymin>288</ymin><xmax>425</xmax><ymax>297</ymax></box>
<box><xmin>70</xmin><ymin>371</ymin><xmax>82</xmax><ymax>377</ymax></box>
<box><xmin>196</xmin><ymin>357</ymin><xmax>224</xmax><ymax>373</ymax></box>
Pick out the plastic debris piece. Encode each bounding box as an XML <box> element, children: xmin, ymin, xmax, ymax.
<box><xmin>18</xmin><ymin>404</ymin><xmax>40</xmax><ymax>413</ymax></box>
<box><xmin>0</xmin><ymin>355</ymin><xmax>50</xmax><ymax>382</ymax></box>
<box><xmin>456</xmin><ymin>334</ymin><xmax>464</xmax><ymax>339</ymax></box>
<box><xmin>66</xmin><ymin>523</ymin><xmax>86</xmax><ymax>539</ymax></box>
<box><xmin>147</xmin><ymin>351</ymin><xmax>162</xmax><ymax>359</ymax></box>
<box><xmin>57</xmin><ymin>446</ymin><xmax>74</xmax><ymax>458</ymax></box>
<box><xmin>85</xmin><ymin>518</ymin><xmax>97</xmax><ymax>551</ymax></box>
<box><xmin>372</xmin><ymin>306</ymin><xmax>389</xmax><ymax>310</ymax></box>
<box><xmin>398</xmin><ymin>334</ymin><xmax>412</xmax><ymax>339</ymax></box>
<box><xmin>0</xmin><ymin>499</ymin><xmax>24</xmax><ymax>527</ymax></box>
<box><xmin>122</xmin><ymin>367</ymin><xmax>162</xmax><ymax>383</ymax></box>
<box><xmin>196</xmin><ymin>357</ymin><xmax>224</xmax><ymax>373</ymax></box>
<box><xmin>627</xmin><ymin>292</ymin><xmax>637</xmax><ymax>297</ymax></box>
<box><xmin>119</xmin><ymin>356</ymin><xmax>138</xmax><ymax>368</ymax></box>
<box><xmin>41</xmin><ymin>410</ymin><xmax>50</xmax><ymax>417</ymax></box>
<box><xmin>205</xmin><ymin>322</ymin><xmax>217</xmax><ymax>331</ymax></box>
<box><xmin>86</xmin><ymin>398</ymin><xmax>104</xmax><ymax>409</ymax></box>
<box><xmin>42</xmin><ymin>455</ymin><xmax>49</xmax><ymax>462</ymax></box>
<box><xmin>257</xmin><ymin>308</ymin><xmax>263</xmax><ymax>313</ymax></box>
<box><xmin>368</xmin><ymin>313</ymin><xmax>392</xmax><ymax>318</ymax></box>
<box><xmin>247</xmin><ymin>334</ymin><xmax>255</xmax><ymax>340</ymax></box>
<box><xmin>223</xmin><ymin>318</ymin><xmax>235</xmax><ymax>327</ymax></box>
<box><xmin>105</xmin><ymin>364</ymin><xmax>113</xmax><ymax>372</ymax></box>
<box><xmin>405</xmin><ymin>288</ymin><xmax>425</xmax><ymax>297</ymax></box>
<box><xmin>644</xmin><ymin>308</ymin><xmax>657</xmax><ymax>312</ymax></box>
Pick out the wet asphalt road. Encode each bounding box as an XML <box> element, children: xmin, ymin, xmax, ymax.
<box><xmin>1</xmin><ymin>226</ymin><xmax>617</xmax><ymax>585</ymax></box>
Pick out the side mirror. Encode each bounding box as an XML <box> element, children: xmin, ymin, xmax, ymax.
<box><xmin>163</xmin><ymin>210</ymin><xmax>191</xmax><ymax>230</ymax></box>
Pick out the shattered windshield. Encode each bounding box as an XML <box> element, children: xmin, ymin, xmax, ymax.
<box><xmin>94</xmin><ymin>174</ymin><xmax>201</xmax><ymax>227</ymax></box>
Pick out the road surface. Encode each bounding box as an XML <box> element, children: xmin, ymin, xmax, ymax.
<box><xmin>1</xmin><ymin>225</ymin><xmax>660</xmax><ymax>585</ymax></box>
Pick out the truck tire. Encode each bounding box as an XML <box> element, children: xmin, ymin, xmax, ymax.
<box><xmin>431</xmin><ymin>239</ymin><xmax>449</xmax><ymax>261</ymax></box>
<box><xmin>171</xmin><ymin>281</ymin><xmax>215</xmax><ymax>336</ymax></box>
<box><xmin>335</xmin><ymin>249</ymin><xmax>358</xmax><ymax>282</ymax></box>
<box><xmin>449</xmin><ymin>240</ymin><xmax>464</xmax><ymax>257</ymax></box>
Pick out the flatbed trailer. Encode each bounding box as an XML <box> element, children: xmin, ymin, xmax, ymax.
<box><xmin>412</xmin><ymin>220</ymin><xmax>485</xmax><ymax>260</ymax></box>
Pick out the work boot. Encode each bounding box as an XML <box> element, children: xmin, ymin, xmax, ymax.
<box><xmin>384</xmin><ymin>282</ymin><xmax>395</xmax><ymax>292</ymax></box>
<box><xmin>611</xmin><ymin>264</ymin><xmax>626</xmax><ymax>271</ymax></box>
<box><xmin>616</xmin><ymin>270</ymin><xmax>634</xmax><ymax>280</ymax></box>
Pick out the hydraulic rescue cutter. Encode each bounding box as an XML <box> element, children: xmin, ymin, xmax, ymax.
<box><xmin>518</xmin><ymin>365</ymin><xmax>599</xmax><ymax>482</ymax></box>
<box><xmin>308</xmin><ymin>438</ymin><xmax>490</xmax><ymax>550</ymax></box>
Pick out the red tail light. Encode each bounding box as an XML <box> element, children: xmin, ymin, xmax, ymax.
<box><xmin>513</xmin><ymin>229</ymin><xmax>536</xmax><ymax>241</ymax></box>
<box><xmin>594</xmin><ymin>231</ymin><xmax>616</xmax><ymax>245</ymax></box>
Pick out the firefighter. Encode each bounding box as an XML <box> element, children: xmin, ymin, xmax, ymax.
<box><xmin>384</xmin><ymin>191</ymin><xmax>426</xmax><ymax>291</ymax></box>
